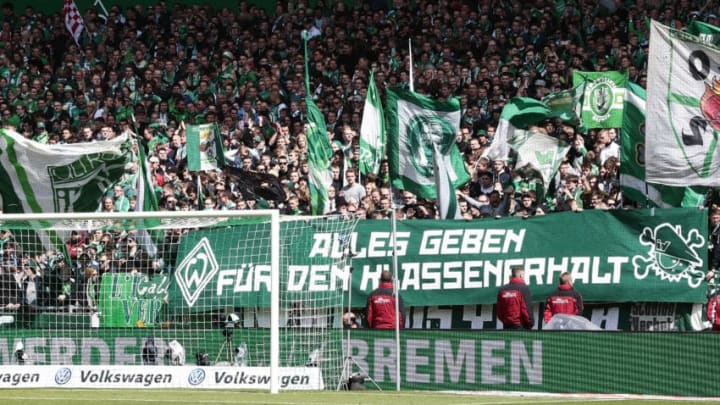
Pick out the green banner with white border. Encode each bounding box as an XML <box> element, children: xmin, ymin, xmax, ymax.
<box><xmin>166</xmin><ymin>208</ymin><xmax>708</xmax><ymax>312</ymax></box>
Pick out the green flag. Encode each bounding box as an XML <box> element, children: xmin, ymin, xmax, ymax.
<box><xmin>542</xmin><ymin>84</ymin><xmax>584</xmax><ymax>125</ymax></box>
<box><xmin>620</xmin><ymin>81</ymin><xmax>706</xmax><ymax>207</ymax></box>
<box><xmin>483</xmin><ymin>97</ymin><xmax>550</xmax><ymax>161</ymax></box>
<box><xmin>686</xmin><ymin>20</ymin><xmax>720</xmax><ymax>46</ymax></box>
<box><xmin>573</xmin><ymin>70</ymin><xmax>627</xmax><ymax>128</ymax></box>
<box><xmin>303</xmin><ymin>30</ymin><xmax>333</xmax><ymax>215</ymax></box>
<box><xmin>136</xmin><ymin>141</ymin><xmax>159</xmax><ymax>212</ymax></box>
<box><xmin>0</xmin><ymin>128</ymin><xmax>128</xmax><ymax>213</ymax></box>
<box><xmin>385</xmin><ymin>88</ymin><xmax>470</xmax><ymax>219</ymax></box>
<box><xmin>358</xmin><ymin>70</ymin><xmax>385</xmax><ymax>175</ymax></box>
<box><xmin>306</xmin><ymin>95</ymin><xmax>333</xmax><ymax>215</ymax></box>
<box><xmin>186</xmin><ymin>123</ymin><xmax>224</xmax><ymax>172</ymax></box>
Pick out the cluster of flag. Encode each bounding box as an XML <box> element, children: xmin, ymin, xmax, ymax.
<box><xmin>483</xmin><ymin>19</ymin><xmax>720</xmax><ymax>208</ymax></box>
<box><xmin>5</xmin><ymin>15</ymin><xmax>720</xmax><ymax>220</ymax></box>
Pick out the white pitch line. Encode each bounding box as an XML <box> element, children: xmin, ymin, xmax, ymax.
<box><xmin>0</xmin><ymin>395</ymin><xmax>617</xmax><ymax>405</ymax></box>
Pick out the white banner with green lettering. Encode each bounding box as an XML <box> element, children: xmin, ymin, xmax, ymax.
<box><xmin>165</xmin><ymin>208</ymin><xmax>707</xmax><ymax>311</ymax></box>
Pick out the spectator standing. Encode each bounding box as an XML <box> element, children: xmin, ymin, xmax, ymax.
<box><xmin>543</xmin><ymin>272</ymin><xmax>584</xmax><ymax>323</ymax></box>
<box><xmin>340</xmin><ymin>169</ymin><xmax>365</xmax><ymax>204</ymax></box>
<box><xmin>705</xmin><ymin>264</ymin><xmax>720</xmax><ymax>332</ymax></box>
<box><xmin>496</xmin><ymin>267</ymin><xmax>534</xmax><ymax>330</ymax></box>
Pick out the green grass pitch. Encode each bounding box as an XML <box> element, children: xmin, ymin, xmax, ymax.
<box><xmin>0</xmin><ymin>390</ymin><xmax>717</xmax><ymax>405</ymax></box>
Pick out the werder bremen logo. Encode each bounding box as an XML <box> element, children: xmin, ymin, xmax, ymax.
<box><xmin>405</xmin><ymin>115</ymin><xmax>456</xmax><ymax>178</ymax></box>
<box><xmin>175</xmin><ymin>237</ymin><xmax>220</xmax><ymax>307</ymax></box>
<box><xmin>632</xmin><ymin>223</ymin><xmax>705</xmax><ymax>287</ymax></box>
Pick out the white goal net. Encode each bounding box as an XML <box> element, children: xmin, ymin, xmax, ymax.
<box><xmin>0</xmin><ymin>210</ymin><xmax>358</xmax><ymax>392</ymax></box>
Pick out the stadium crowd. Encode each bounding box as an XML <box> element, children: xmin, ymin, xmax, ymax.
<box><xmin>1</xmin><ymin>0</ymin><xmax>720</xmax><ymax>311</ymax></box>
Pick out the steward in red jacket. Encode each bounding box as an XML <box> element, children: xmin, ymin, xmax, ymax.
<box><xmin>366</xmin><ymin>270</ymin><xmax>404</xmax><ymax>329</ymax></box>
<box><xmin>543</xmin><ymin>272</ymin><xmax>584</xmax><ymax>323</ymax></box>
<box><xmin>706</xmin><ymin>269</ymin><xmax>720</xmax><ymax>331</ymax></box>
<box><xmin>496</xmin><ymin>267</ymin><xmax>534</xmax><ymax>330</ymax></box>
<box><xmin>707</xmin><ymin>294</ymin><xmax>720</xmax><ymax>331</ymax></box>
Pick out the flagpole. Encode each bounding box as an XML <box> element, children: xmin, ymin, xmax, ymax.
<box><xmin>390</xmin><ymin>204</ymin><xmax>401</xmax><ymax>392</ymax></box>
<box><xmin>94</xmin><ymin>0</ymin><xmax>109</xmax><ymax>20</ymax></box>
<box><xmin>197</xmin><ymin>173</ymin><xmax>203</xmax><ymax>210</ymax></box>
<box><xmin>408</xmin><ymin>39</ymin><xmax>414</xmax><ymax>92</ymax></box>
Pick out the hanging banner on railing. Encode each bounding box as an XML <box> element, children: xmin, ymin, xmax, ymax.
<box><xmin>165</xmin><ymin>208</ymin><xmax>708</xmax><ymax>311</ymax></box>
<box><xmin>98</xmin><ymin>273</ymin><xmax>169</xmax><ymax>327</ymax></box>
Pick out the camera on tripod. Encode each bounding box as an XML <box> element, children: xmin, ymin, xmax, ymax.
<box><xmin>142</xmin><ymin>338</ymin><xmax>158</xmax><ymax>365</ymax></box>
<box><xmin>214</xmin><ymin>312</ymin><xmax>241</xmax><ymax>365</ymax></box>
<box><xmin>222</xmin><ymin>312</ymin><xmax>240</xmax><ymax>338</ymax></box>
<box><xmin>14</xmin><ymin>341</ymin><xmax>27</xmax><ymax>365</ymax></box>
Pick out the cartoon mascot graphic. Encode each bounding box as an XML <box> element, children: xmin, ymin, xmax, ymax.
<box><xmin>701</xmin><ymin>77</ymin><xmax>720</xmax><ymax>131</ymax></box>
<box><xmin>632</xmin><ymin>223</ymin><xmax>705</xmax><ymax>288</ymax></box>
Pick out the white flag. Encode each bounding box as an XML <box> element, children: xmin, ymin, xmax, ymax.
<box><xmin>513</xmin><ymin>131</ymin><xmax>570</xmax><ymax>190</ymax></box>
<box><xmin>483</xmin><ymin>97</ymin><xmax>550</xmax><ymax>161</ymax></box>
<box><xmin>385</xmin><ymin>88</ymin><xmax>470</xmax><ymax>218</ymax></box>
<box><xmin>64</xmin><ymin>0</ymin><xmax>85</xmax><ymax>46</ymax></box>
<box><xmin>186</xmin><ymin>123</ymin><xmax>224</xmax><ymax>172</ymax></box>
<box><xmin>359</xmin><ymin>70</ymin><xmax>385</xmax><ymax>175</ymax></box>
<box><xmin>0</xmin><ymin>129</ymin><xmax>128</xmax><ymax>213</ymax></box>
<box><xmin>647</xmin><ymin>20</ymin><xmax>720</xmax><ymax>186</ymax></box>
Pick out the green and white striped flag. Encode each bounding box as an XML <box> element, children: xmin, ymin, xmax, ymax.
<box><xmin>573</xmin><ymin>70</ymin><xmax>627</xmax><ymax>128</ymax></box>
<box><xmin>359</xmin><ymin>70</ymin><xmax>385</xmax><ymax>175</ymax></box>
<box><xmin>0</xmin><ymin>128</ymin><xmax>128</xmax><ymax>213</ymax></box>
<box><xmin>620</xmin><ymin>81</ymin><xmax>706</xmax><ymax>207</ymax></box>
<box><xmin>483</xmin><ymin>97</ymin><xmax>550</xmax><ymax>161</ymax></box>
<box><xmin>386</xmin><ymin>88</ymin><xmax>470</xmax><ymax>219</ymax></box>
<box><xmin>306</xmin><ymin>95</ymin><xmax>333</xmax><ymax>215</ymax></box>
<box><xmin>186</xmin><ymin>123</ymin><xmax>224</xmax><ymax>172</ymax></box>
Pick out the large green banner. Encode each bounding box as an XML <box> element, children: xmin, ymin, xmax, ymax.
<box><xmin>0</xmin><ymin>329</ymin><xmax>717</xmax><ymax>396</ymax></box>
<box><xmin>167</xmin><ymin>209</ymin><xmax>708</xmax><ymax>311</ymax></box>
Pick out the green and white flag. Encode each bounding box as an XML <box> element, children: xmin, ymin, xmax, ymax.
<box><xmin>512</xmin><ymin>131</ymin><xmax>570</xmax><ymax>190</ymax></box>
<box><xmin>306</xmin><ymin>95</ymin><xmax>333</xmax><ymax>215</ymax></box>
<box><xmin>386</xmin><ymin>88</ymin><xmax>470</xmax><ymax>219</ymax></box>
<box><xmin>186</xmin><ymin>123</ymin><xmax>224</xmax><ymax>172</ymax></box>
<box><xmin>573</xmin><ymin>70</ymin><xmax>627</xmax><ymax>128</ymax></box>
<box><xmin>647</xmin><ymin>20</ymin><xmax>720</xmax><ymax>186</ymax></box>
<box><xmin>302</xmin><ymin>31</ymin><xmax>333</xmax><ymax>215</ymax></box>
<box><xmin>686</xmin><ymin>20</ymin><xmax>720</xmax><ymax>46</ymax></box>
<box><xmin>0</xmin><ymin>128</ymin><xmax>128</xmax><ymax>213</ymax></box>
<box><xmin>483</xmin><ymin>97</ymin><xmax>550</xmax><ymax>161</ymax></box>
<box><xmin>542</xmin><ymin>84</ymin><xmax>584</xmax><ymax>125</ymax></box>
<box><xmin>136</xmin><ymin>141</ymin><xmax>159</xmax><ymax>212</ymax></box>
<box><xmin>620</xmin><ymin>81</ymin><xmax>706</xmax><ymax>207</ymax></box>
<box><xmin>358</xmin><ymin>70</ymin><xmax>385</xmax><ymax>175</ymax></box>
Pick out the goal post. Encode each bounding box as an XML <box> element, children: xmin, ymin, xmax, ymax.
<box><xmin>0</xmin><ymin>210</ymin><xmax>358</xmax><ymax>392</ymax></box>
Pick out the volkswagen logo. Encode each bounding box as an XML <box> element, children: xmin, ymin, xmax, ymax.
<box><xmin>188</xmin><ymin>368</ymin><xmax>205</xmax><ymax>386</ymax></box>
<box><xmin>55</xmin><ymin>368</ymin><xmax>72</xmax><ymax>385</ymax></box>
